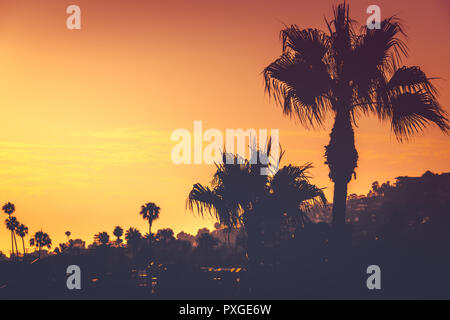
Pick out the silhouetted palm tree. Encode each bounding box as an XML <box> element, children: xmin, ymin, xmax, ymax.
<box><xmin>5</xmin><ymin>216</ymin><xmax>19</xmax><ymax>257</ymax></box>
<box><xmin>125</xmin><ymin>227</ymin><xmax>142</xmax><ymax>256</ymax></box>
<box><xmin>2</xmin><ymin>202</ymin><xmax>15</xmax><ymax>215</ymax></box>
<box><xmin>94</xmin><ymin>232</ymin><xmax>110</xmax><ymax>247</ymax></box>
<box><xmin>65</xmin><ymin>231</ymin><xmax>71</xmax><ymax>241</ymax></box>
<box><xmin>263</xmin><ymin>2</ymin><xmax>449</xmax><ymax>229</ymax></box>
<box><xmin>2</xmin><ymin>202</ymin><xmax>16</xmax><ymax>258</ymax></box>
<box><xmin>113</xmin><ymin>226</ymin><xmax>124</xmax><ymax>246</ymax></box>
<box><xmin>29</xmin><ymin>231</ymin><xmax>52</xmax><ymax>258</ymax></box>
<box><xmin>15</xmin><ymin>223</ymin><xmax>29</xmax><ymax>257</ymax></box>
<box><xmin>188</xmin><ymin>150</ymin><xmax>325</xmax><ymax>265</ymax></box>
<box><xmin>155</xmin><ymin>228</ymin><xmax>175</xmax><ymax>243</ymax></box>
<box><xmin>139</xmin><ymin>202</ymin><xmax>160</xmax><ymax>243</ymax></box>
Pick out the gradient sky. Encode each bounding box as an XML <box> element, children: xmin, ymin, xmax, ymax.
<box><xmin>0</xmin><ymin>0</ymin><xmax>449</xmax><ymax>255</ymax></box>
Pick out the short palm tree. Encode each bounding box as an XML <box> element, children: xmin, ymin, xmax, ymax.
<box><xmin>29</xmin><ymin>231</ymin><xmax>52</xmax><ymax>258</ymax></box>
<box><xmin>125</xmin><ymin>227</ymin><xmax>142</xmax><ymax>256</ymax></box>
<box><xmin>188</xmin><ymin>150</ymin><xmax>326</xmax><ymax>264</ymax></box>
<box><xmin>139</xmin><ymin>202</ymin><xmax>161</xmax><ymax>242</ymax></box>
<box><xmin>263</xmin><ymin>2</ymin><xmax>449</xmax><ymax>229</ymax></box>
<box><xmin>15</xmin><ymin>223</ymin><xmax>29</xmax><ymax>257</ymax></box>
<box><xmin>2</xmin><ymin>202</ymin><xmax>16</xmax><ymax>258</ymax></box>
<box><xmin>94</xmin><ymin>232</ymin><xmax>110</xmax><ymax>247</ymax></box>
<box><xmin>113</xmin><ymin>226</ymin><xmax>124</xmax><ymax>246</ymax></box>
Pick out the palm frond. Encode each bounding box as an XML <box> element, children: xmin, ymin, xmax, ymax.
<box><xmin>387</xmin><ymin>66</ymin><xmax>438</xmax><ymax>95</ymax></box>
<box><xmin>355</xmin><ymin>16</ymin><xmax>407</xmax><ymax>74</ymax></box>
<box><xmin>325</xmin><ymin>2</ymin><xmax>355</xmax><ymax>70</ymax></box>
<box><xmin>187</xmin><ymin>183</ymin><xmax>221</xmax><ymax>218</ymax></box>
<box><xmin>263</xmin><ymin>53</ymin><xmax>332</xmax><ymax>127</ymax></box>
<box><xmin>280</xmin><ymin>26</ymin><xmax>330</xmax><ymax>61</ymax></box>
<box><xmin>388</xmin><ymin>91</ymin><xmax>449</xmax><ymax>140</ymax></box>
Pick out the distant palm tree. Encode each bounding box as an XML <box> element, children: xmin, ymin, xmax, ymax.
<box><xmin>113</xmin><ymin>226</ymin><xmax>124</xmax><ymax>246</ymax></box>
<box><xmin>263</xmin><ymin>2</ymin><xmax>449</xmax><ymax>229</ymax></box>
<box><xmin>155</xmin><ymin>228</ymin><xmax>175</xmax><ymax>243</ymax></box>
<box><xmin>125</xmin><ymin>227</ymin><xmax>142</xmax><ymax>255</ymax></box>
<box><xmin>5</xmin><ymin>216</ymin><xmax>19</xmax><ymax>258</ymax></box>
<box><xmin>139</xmin><ymin>202</ymin><xmax>161</xmax><ymax>243</ymax></box>
<box><xmin>29</xmin><ymin>231</ymin><xmax>52</xmax><ymax>258</ymax></box>
<box><xmin>2</xmin><ymin>202</ymin><xmax>15</xmax><ymax>215</ymax></box>
<box><xmin>15</xmin><ymin>224</ymin><xmax>29</xmax><ymax>257</ymax></box>
<box><xmin>65</xmin><ymin>231</ymin><xmax>71</xmax><ymax>241</ymax></box>
<box><xmin>94</xmin><ymin>232</ymin><xmax>110</xmax><ymax>247</ymax></box>
<box><xmin>2</xmin><ymin>202</ymin><xmax>16</xmax><ymax>258</ymax></box>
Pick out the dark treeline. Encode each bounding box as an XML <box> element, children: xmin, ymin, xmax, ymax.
<box><xmin>1</xmin><ymin>168</ymin><xmax>449</xmax><ymax>299</ymax></box>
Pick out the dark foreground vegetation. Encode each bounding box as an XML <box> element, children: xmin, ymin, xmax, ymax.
<box><xmin>0</xmin><ymin>170</ymin><xmax>449</xmax><ymax>299</ymax></box>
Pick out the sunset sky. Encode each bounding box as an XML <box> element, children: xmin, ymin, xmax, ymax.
<box><xmin>0</xmin><ymin>0</ymin><xmax>449</xmax><ymax>255</ymax></box>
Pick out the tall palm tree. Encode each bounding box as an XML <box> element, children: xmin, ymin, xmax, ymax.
<box><xmin>2</xmin><ymin>202</ymin><xmax>16</xmax><ymax>258</ymax></box>
<box><xmin>15</xmin><ymin>223</ymin><xmax>29</xmax><ymax>257</ymax></box>
<box><xmin>29</xmin><ymin>231</ymin><xmax>52</xmax><ymax>258</ymax></box>
<box><xmin>187</xmin><ymin>150</ymin><xmax>326</xmax><ymax>264</ymax></box>
<box><xmin>263</xmin><ymin>2</ymin><xmax>449</xmax><ymax>229</ymax></box>
<box><xmin>113</xmin><ymin>226</ymin><xmax>124</xmax><ymax>246</ymax></box>
<box><xmin>139</xmin><ymin>202</ymin><xmax>161</xmax><ymax>243</ymax></box>
<box><xmin>94</xmin><ymin>232</ymin><xmax>110</xmax><ymax>247</ymax></box>
<box><xmin>65</xmin><ymin>231</ymin><xmax>71</xmax><ymax>241</ymax></box>
<box><xmin>5</xmin><ymin>216</ymin><xmax>19</xmax><ymax>258</ymax></box>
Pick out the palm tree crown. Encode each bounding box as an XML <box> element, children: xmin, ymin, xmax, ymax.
<box><xmin>113</xmin><ymin>226</ymin><xmax>124</xmax><ymax>245</ymax></box>
<box><xmin>139</xmin><ymin>202</ymin><xmax>161</xmax><ymax>236</ymax></box>
<box><xmin>263</xmin><ymin>2</ymin><xmax>449</xmax><ymax>227</ymax></box>
<box><xmin>29</xmin><ymin>231</ymin><xmax>52</xmax><ymax>257</ymax></box>
<box><xmin>188</xmin><ymin>151</ymin><xmax>326</xmax><ymax>231</ymax></box>
<box><xmin>5</xmin><ymin>216</ymin><xmax>19</xmax><ymax>232</ymax></box>
<box><xmin>125</xmin><ymin>227</ymin><xmax>142</xmax><ymax>248</ymax></box>
<box><xmin>94</xmin><ymin>232</ymin><xmax>110</xmax><ymax>246</ymax></box>
<box><xmin>16</xmin><ymin>224</ymin><xmax>28</xmax><ymax>238</ymax></box>
<box><xmin>2</xmin><ymin>202</ymin><xmax>15</xmax><ymax>215</ymax></box>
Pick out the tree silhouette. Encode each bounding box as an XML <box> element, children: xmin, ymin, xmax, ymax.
<box><xmin>187</xmin><ymin>150</ymin><xmax>326</xmax><ymax>266</ymax></box>
<box><xmin>139</xmin><ymin>202</ymin><xmax>161</xmax><ymax>244</ymax></box>
<box><xmin>65</xmin><ymin>231</ymin><xmax>71</xmax><ymax>241</ymax></box>
<box><xmin>5</xmin><ymin>216</ymin><xmax>19</xmax><ymax>258</ymax></box>
<box><xmin>113</xmin><ymin>226</ymin><xmax>124</xmax><ymax>246</ymax></box>
<box><xmin>2</xmin><ymin>202</ymin><xmax>16</xmax><ymax>258</ymax></box>
<box><xmin>15</xmin><ymin>223</ymin><xmax>29</xmax><ymax>258</ymax></box>
<box><xmin>196</xmin><ymin>233</ymin><xmax>219</xmax><ymax>250</ymax></box>
<box><xmin>94</xmin><ymin>232</ymin><xmax>110</xmax><ymax>247</ymax></box>
<box><xmin>125</xmin><ymin>227</ymin><xmax>142</xmax><ymax>255</ymax></box>
<box><xmin>155</xmin><ymin>228</ymin><xmax>175</xmax><ymax>244</ymax></box>
<box><xmin>29</xmin><ymin>231</ymin><xmax>52</xmax><ymax>258</ymax></box>
<box><xmin>263</xmin><ymin>2</ymin><xmax>449</xmax><ymax>229</ymax></box>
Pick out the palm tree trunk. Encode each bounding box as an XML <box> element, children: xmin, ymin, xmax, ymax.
<box><xmin>331</xmin><ymin>180</ymin><xmax>348</xmax><ymax>229</ymax></box>
<box><xmin>149</xmin><ymin>221</ymin><xmax>152</xmax><ymax>246</ymax></box>
<box><xmin>325</xmin><ymin>110</ymin><xmax>358</xmax><ymax>230</ymax></box>
<box><xmin>11</xmin><ymin>231</ymin><xmax>15</xmax><ymax>260</ymax></box>
<box><xmin>13</xmin><ymin>233</ymin><xmax>19</xmax><ymax>257</ymax></box>
<box><xmin>22</xmin><ymin>237</ymin><xmax>26</xmax><ymax>259</ymax></box>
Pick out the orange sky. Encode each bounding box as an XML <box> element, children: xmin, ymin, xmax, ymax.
<box><xmin>0</xmin><ymin>0</ymin><xmax>449</xmax><ymax>255</ymax></box>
